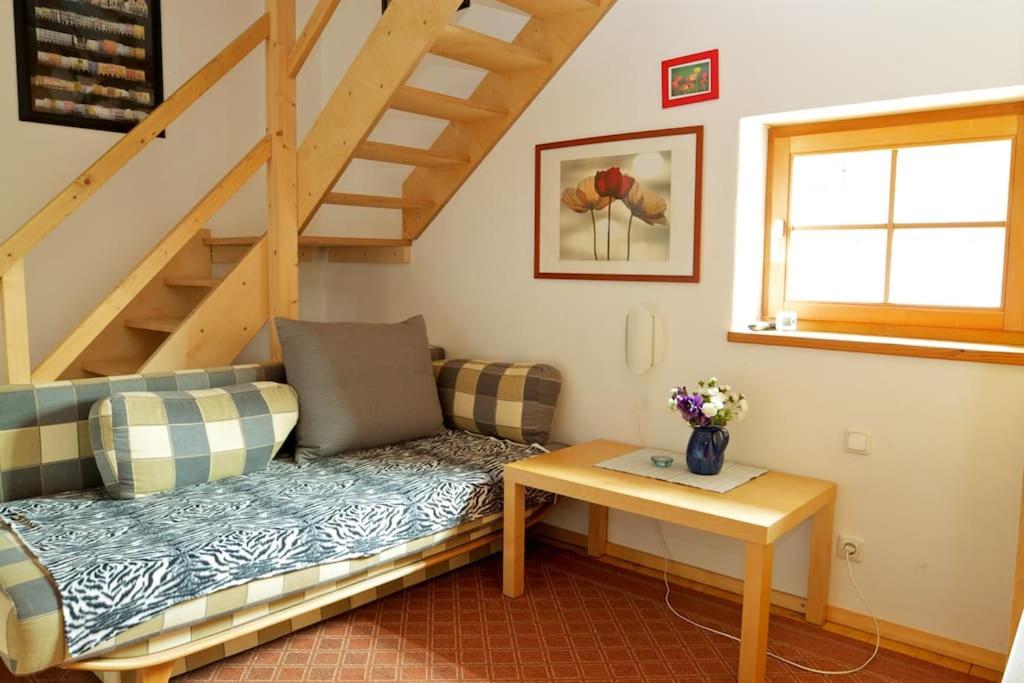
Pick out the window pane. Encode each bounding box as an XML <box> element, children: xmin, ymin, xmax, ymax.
<box><xmin>790</xmin><ymin>150</ymin><xmax>891</xmax><ymax>227</ymax></box>
<box><xmin>786</xmin><ymin>229</ymin><xmax>887</xmax><ymax>303</ymax></box>
<box><xmin>888</xmin><ymin>228</ymin><xmax>1005</xmax><ymax>307</ymax></box>
<box><xmin>894</xmin><ymin>140</ymin><xmax>1012</xmax><ymax>223</ymax></box>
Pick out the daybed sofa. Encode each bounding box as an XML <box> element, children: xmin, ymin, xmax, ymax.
<box><xmin>0</xmin><ymin>347</ymin><xmax>561</xmax><ymax>682</ymax></box>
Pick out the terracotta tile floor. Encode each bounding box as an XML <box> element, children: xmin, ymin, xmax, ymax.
<box><xmin>15</xmin><ymin>544</ymin><xmax>980</xmax><ymax>682</ymax></box>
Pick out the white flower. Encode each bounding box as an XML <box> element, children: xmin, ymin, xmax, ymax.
<box><xmin>705</xmin><ymin>386</ymin><xmax>719</xmax><ymax>397</ymax></box>
<box><xmin>701</xmin><ymin>403</ymin><xmax>719</xmax><ymax>418</ymax></box>
<box><xmin>708</xmin><ymin>376</ymin><xmax>718</xmax><ymax>385</ymax></box>
<box><xmin>738</xmin><ymin>399</ymin><xmax>749</xmax><ymax>412</ymax></box>
<box><xmin>729</xmin><ymin>393</ymin><xmax>739</xmax><ymax>403</ymax></box>
<box><xmin>668</xmin><ymin>398</ymin><xmax>677</xmax><ymax>409</ymax></box>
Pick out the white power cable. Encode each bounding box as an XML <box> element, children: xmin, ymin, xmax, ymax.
<box><xmin>652</xmin><ymin>520</ymin><xmax>880</xmax><ymax>676</ymax></box>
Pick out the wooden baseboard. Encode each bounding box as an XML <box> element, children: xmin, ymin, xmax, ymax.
<box><xmin>530</xmin><ymin>522</ymin><xmax>1007</xmax><ymax>674</ymax></box>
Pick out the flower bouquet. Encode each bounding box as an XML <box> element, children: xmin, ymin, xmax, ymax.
<box><xmin>669</xmin><ymin>378</ymin><xmax>748</xmax><ymax>475</ymax></box>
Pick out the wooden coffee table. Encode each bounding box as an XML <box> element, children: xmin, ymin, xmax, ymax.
<box><xmin>502</xmin><ymin>440</ymin><xmax>836</xmax><ymax>683</ymax></box>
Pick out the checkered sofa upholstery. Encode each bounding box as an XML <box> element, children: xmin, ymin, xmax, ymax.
<box><xmin>433</xmin><ymin>360</ymin><xmax>562</xmax><ymax>445</ymax></box>
<box><xmin>0</xmin><ymin>347</ymin><xmax>448</xmax><ymax>505</ymax></box>
<box><xmin>90</xmin><ymin>382</ymin><xmax>299</xmax><ymax>499</ymax></box>
<box><xmin>0</xmin><ymin>364</ymin><xmax>286</xmax><ymax>504</ymax></box>
<box><xmin>0</xmin><ymin>345</ymin><xmax>567</xmax><ymax>678</ymax></box>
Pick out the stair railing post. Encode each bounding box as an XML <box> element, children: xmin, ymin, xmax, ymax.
<box><xmin>1</xmin><ymin>260</ymin><xmax>32</xmax><ymax>383</ymax></box>
<box><xmin>266</xmin><ymin>0</ymin><xmax>300</xmax><ymax>361</ymax></box>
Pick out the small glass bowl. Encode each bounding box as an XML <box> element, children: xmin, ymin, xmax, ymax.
<box><xmin>650</xmin><ymin>455</ymin><xmax>674</xmax><ymax>468</ymax></box>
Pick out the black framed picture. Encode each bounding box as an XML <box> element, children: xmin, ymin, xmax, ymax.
<box><xmin>12</xmin><ymin>0</ymin><xmax>164</xmax><ymax>134</ymax></box>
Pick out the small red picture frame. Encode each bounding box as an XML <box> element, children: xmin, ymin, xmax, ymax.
<box><xmin>662</xmin><ymin>49</ymin><xmax>719</xmax><ymax>108</ymax></box>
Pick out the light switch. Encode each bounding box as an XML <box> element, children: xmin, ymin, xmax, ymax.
<box><xmin>845</xmin><ymin>430</ymin><xmax>871</xmax><ymax>454</ymax></box>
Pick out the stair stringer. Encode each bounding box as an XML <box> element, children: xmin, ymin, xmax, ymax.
<box><xmin>140</xmin><ymin>237</ymin><xmax>269</xmax><ymax>373</ymax></box>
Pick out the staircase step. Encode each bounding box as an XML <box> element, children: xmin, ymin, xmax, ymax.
<box><xmin>354</xmin><ymin>141</ymin><xmax>468</xmax><ymax>167</ymax></box>
<box><xmin>164</xmin><ymin>277</ymin><xmax>223</xmax><ymax>288</ymax></box>
<box><xmin>204</xmin><ymin>236</ymin><xmax>260</xmax><ymax>247</ymax></box>
<box><xmin>430</xmin><ymin>25</ymin><xmax>548</xmax><ymax>73</ymax></box>
<box><xmin>323</xmin><ymin>192</ymin><xmax>434</xmax><ymax>210</ymax></box>
<box><xmin>124</xmin><ymin>317</ymin><xmax>182</xmax><ymax>334</ymax></box>
<box><xmin>499</xmin><ymin>0</ymin><xmax>597</xmax><ymax>18</ymax></box>
<box><xmin>390</xmin><ymin>85</ymin><xmax>506</xmax><ymax>122</ymax></box>
<box><xmin>299</xmin><ymin>237</ymin><xmax>412</xmax><ymax>247</ymax></box>
<box><xmin>207</xmin><ymin>236</ymin><xmax>412</xmax><ymax>265</ymax></box>
<box><xmin>204</xmin><ymin>235</ymin><xmax>412</xmax><ymax>247</ymax></box>
<box><xmin>81</xmin><ymin>359</ymin><xmax>145</xmax><ymax>377</ymax></box>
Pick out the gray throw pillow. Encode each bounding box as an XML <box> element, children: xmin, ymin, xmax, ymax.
<box><xmin>275</xmin><ymin>316</ymin><xmax>443</xmax><ymax>459</ymax></box>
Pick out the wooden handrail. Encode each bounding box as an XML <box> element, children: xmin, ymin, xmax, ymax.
<box><xmin>1</xmin><ymin>261</ymin><xmax>31</xmax><ymax>383</ymax></box>
<box><xmin>0</xmin><ymin>14</ymin><xmax>270</xmax><ymax>281</ymax></box>
<box><xmin>32</xmin><ymin>136</ymin><xmax>271</xmax><ymax>383</ymax></box>
<box><xmin>287</xmin><ymin>0</ymin><xmax>342</xmax><ymax>78</ymax></box>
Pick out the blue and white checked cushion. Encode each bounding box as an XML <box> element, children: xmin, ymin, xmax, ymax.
<box><xmin>88</xmin><ymin>382</ymin><xmax>298</xmax><ymax>499</ymax></box>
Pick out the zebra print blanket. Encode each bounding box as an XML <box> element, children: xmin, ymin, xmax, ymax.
<box><xmin>0</xmin><ymin>430</ymin><xmax>551</xmax><ymax>658</ymax></box>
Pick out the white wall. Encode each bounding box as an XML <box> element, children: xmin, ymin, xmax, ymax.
<box><xmin>0</xmin><ymin>0</ymin><xmax>328</xmax><ymax>376</ymax></box>
<box><xmin>318</xmin><ymin>0</ymin><xmax>1024</xmax><ymax>652</ymax></box>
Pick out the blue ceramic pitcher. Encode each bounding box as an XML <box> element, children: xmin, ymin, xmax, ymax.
<box><xmin>686</xmin><ymin>426</ymin><xmax>729</xmax><ymax>475</ymax></box>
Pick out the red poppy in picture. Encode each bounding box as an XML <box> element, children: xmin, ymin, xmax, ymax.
<box><xmin>594</xmin><ymin>167</ymin><xmax>635</xmax><ymax>199</ymax></box>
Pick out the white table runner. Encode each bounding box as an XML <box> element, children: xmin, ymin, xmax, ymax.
<box><xmin>595</xmin><ymin>448</ymin><xmax>767</xmax><ymax>494</ymax></box>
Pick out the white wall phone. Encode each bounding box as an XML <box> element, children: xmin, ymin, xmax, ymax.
<box><xmin>625</xmin><ymin>306</ymin><xmax>663</xmax><ymax>375</ymax></box>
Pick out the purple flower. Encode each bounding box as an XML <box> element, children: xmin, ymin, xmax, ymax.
<box><xmin>675</xmin><ymin>388</ymin><xmax>703</xmax><ymax>422</ymax></box>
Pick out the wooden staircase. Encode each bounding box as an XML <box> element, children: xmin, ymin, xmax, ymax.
<box><xmin>70</xmin><ymin>230</ymin><xmax>229</xmax><ymax>378</ymax></box>
<box><xmin>0</xmin><ymin>0</ymin><xmax>615</xmax><ymax>383</ymax></box>
<box><xmin>295</xmin><ymin>0</ymin><xmax>615</xmax><ymax>242</ymax></box>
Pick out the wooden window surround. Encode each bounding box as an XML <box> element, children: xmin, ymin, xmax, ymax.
<box><xmin>733</xmin><ymin>102</ymin><xmax>1024</xmax><ymax>364</ymax></box>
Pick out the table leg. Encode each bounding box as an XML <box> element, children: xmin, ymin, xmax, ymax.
<box><xmin>502</xmin><ymin>477</ymin><xmax>526</xmax><ymax>598</ymax></box>
<box><xmin>739</xmin><ymin>542</ymin><xmax>774</xmax><ymax>683</ymax></box>
<box><xmin>587</xmin><ymin>503</ymin><xmax>609</xmax><ymax>557</ymax></box>
<box><xmin>806</xmin><ymin>500</ymin><xmax>834</xmax><ymax>625</ymax></box>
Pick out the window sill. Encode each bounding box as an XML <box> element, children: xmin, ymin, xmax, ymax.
<box><xmin>727</xmin><ymin>328</ymin><xmax>1024</xmax><ymax>366</ymax></box>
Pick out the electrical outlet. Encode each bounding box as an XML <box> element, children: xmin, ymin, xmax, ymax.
<box><xmin>837</xmin><ymin>534</ymin><xmax>865</xmax><ymax>563</ymax></box>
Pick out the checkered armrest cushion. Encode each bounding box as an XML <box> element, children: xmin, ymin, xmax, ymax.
<box><xmin>89</xmin><ymin>382</ymin><xmax>298</xmax><ymax>499</ymax></box>
<box><xmin>0</xmin><ymin>364</ymin><xmax>286</xmax><ymax>503</ymax></box>
<box><xmin>433</xmin><ymin>360</ymin><xmax>561</xmax><ymax>445</ymax></box>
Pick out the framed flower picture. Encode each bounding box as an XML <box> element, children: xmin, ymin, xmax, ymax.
<box><xmin>534</xmin><ymin>127</ymin><xmax>703</xmax><ymax>283</ymax></box>
<box><xmin>662</xmin><ymin>49</ymin><xmax>718</xmax><ymax>108</ymax></box>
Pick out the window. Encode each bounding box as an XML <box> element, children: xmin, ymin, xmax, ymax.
<box><xmin>763</xmin><ymin>103</ymin><xmax>1024</xmax><ymax>345</ymax></box>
